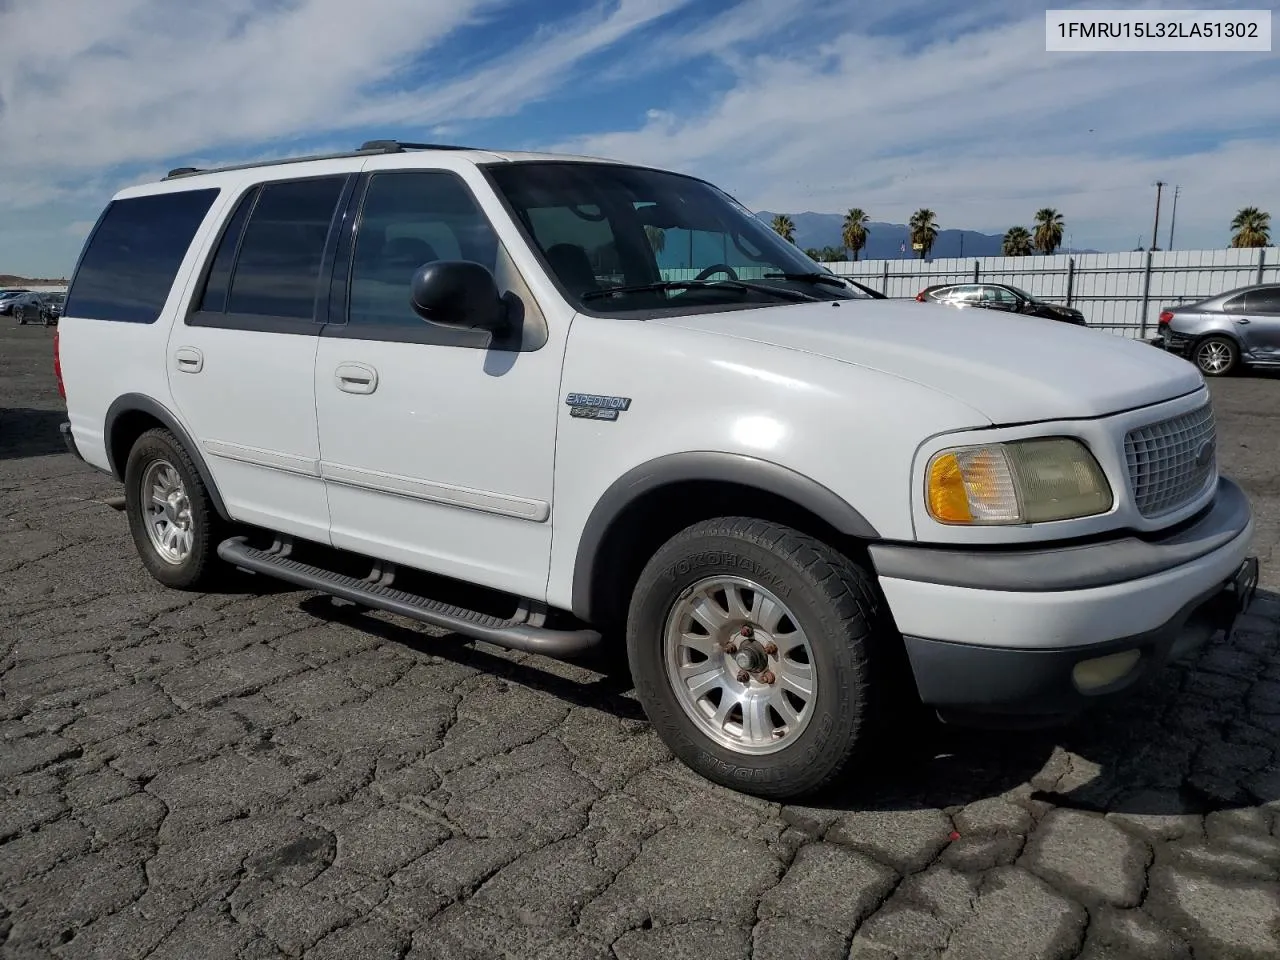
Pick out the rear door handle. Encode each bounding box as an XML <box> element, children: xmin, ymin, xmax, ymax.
<box><xmin>1236</xmin><ymin>318</ymin><xmax>1251</xmax><ymax>324</ymax></box>
<box><xmin>335</xmin><ymin>362</ymin><xmax>378</xmax><ymax>395</ymax></box>
<box><xmin>174</xmin><ymin>347</ymin><xmax>203</xmax><ymax>373</ymax></box>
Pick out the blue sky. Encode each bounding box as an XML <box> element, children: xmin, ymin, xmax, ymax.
<box><xmin>0</xmin><ymin>0</ymin><xmax>1277</xmax><ymax>277</ymax></box>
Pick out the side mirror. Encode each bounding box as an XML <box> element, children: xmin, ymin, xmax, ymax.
<box><xmin>410</xmin><ymin>260</ymin><xmax>508</xmax><ymax>333</ymax></box>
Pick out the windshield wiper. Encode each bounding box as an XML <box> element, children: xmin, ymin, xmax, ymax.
<box><xmin>580</xmin><ymin>279</ymin><xmax>819</xmax><ymax>304</ymax></box>
<box><xmin>763</xmin><ymin>271</ymin><xmax>851</xmax><ymax>289</ymax></box>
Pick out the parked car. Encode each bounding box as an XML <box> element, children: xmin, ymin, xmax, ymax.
<box><xmin>916</xmin><ymin>282</ymin><xmax>1087</xmax><ymax>325</ymax></box>
<box><xmin>0</xmin><ymin>288</ymin><xmax>31</xmax><ymax>315</ymax></box>
<box><xmin>55</xmin><ymin>139</ymin><xmax>1258</xmax><ymax>800</ymax></box>
<box><xmin>41</xmin><ymin>292</ymin><xmax>65</xmax><ymax>325</ymax></box>
<box><xmin>1156</xmin><ymin>282</ymin><xmax>1280</xmax><ymax>376</ymax></box>
<box><xmin>9</xmin><ymin>292</ymin><xmax>53</xmax><ymax>325</ymax></box>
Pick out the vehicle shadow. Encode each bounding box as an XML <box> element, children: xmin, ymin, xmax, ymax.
<box><xmin>0</xmin><ymin>407</ymin><xmax>66</xmax><ymax>461</ymax></box>
<box><xmin>294</xmin><ymin>586</ymin><xmax>1279</xmax><ymax>818</ymax></box>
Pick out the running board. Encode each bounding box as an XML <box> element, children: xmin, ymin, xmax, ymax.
<box><xmin>216</xmin><ymin>536</ymin><xmax>601</xmax><ymax>657</ymax></box>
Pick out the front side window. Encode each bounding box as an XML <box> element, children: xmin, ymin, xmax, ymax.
<box><xmin>65</xmin><ymin>188</ymin><xmax>219</xmax><ymax>323</ymax></box>
<box><xmin>484</xmin><ymin>161</ymin><xmax>859</xmax><ymax>315</ymax></box>
<box><xmin>347</xmin><ymin>171</ymin><xmax>502</xmax><ymax>329</ymax></box>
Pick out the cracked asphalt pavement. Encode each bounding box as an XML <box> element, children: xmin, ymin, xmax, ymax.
<box><xmin>3</xmin><ymin>322</ymin><xmax>1280</xmax><ymax>960</ymax></box>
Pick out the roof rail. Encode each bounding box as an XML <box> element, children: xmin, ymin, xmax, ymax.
<box><xmin>161</xmin><ymin>139</ymin><xmax>478</xmax><ymax>181</ymax></box>
<box><xmin>357</xmin><ymin>139</ymin><xmax>476</xmax><ymax>152</ymax></box>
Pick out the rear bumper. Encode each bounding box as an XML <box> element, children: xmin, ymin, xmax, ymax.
<box><xmin>870</xmin><ymin>476</ymin><xmax>1258</xmax><ymax>724</ymax></box>
<box><xmin>60</xmin><ymin>421</ymin><xmax>84</xmax><ymax>463</ymax></box>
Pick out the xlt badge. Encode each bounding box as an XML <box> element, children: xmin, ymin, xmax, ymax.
<box><xmin>565</xmin><ymin>393</ymin><xmax>631</xmax><ymax>422</ymax></box>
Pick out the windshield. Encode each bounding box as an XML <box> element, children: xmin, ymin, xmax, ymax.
<box><xmin>47</xmin><ymin>293</ymin><xmax>65</xmax><ymax>303</ymax></box>
<box><xmin>483</xmin><ymin>161</ymin><xmax>865</xmax><ymax>315</ymax></box>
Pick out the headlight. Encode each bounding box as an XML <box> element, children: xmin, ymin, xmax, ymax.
<box><xmin>926</xmin><ymin>437</ymin><xmax>1112</xmax><ymax>525</ymax></box>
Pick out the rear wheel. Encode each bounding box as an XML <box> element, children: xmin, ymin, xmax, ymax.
<box><xmin>1194</xmin><ymin>336</ymin><xmax>1238</xmax><ymax>376</ymax></box>
<box><xmin>124</xmin><ymin>428</ymin><xmax>226</xmax><ymax>589</ymax></box>
<box><xmin>16</xmin><ymin>306</ymin><xmax>26</xmax><ymax>325</ymax></box>
<box><xmin>626</xmin><ymin>517</ymin><xmax>896</xmax><ymax>800</ymax></box>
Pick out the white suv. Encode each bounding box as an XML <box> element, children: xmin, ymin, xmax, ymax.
<box><xmin>56</xmin><ymin>140</ymin><xmax>1259</xmax><ymax>799</ymax></box>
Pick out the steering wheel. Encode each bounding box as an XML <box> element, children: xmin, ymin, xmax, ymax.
<box><xmin>693</xmin><ymin>263</ymin><xmax>739</xmax><ymax>282</ymax></box>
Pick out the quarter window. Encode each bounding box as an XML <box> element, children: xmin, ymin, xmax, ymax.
<box><xmin>64</xmin><ymin>188</ymin><xmax>219</xmax><ymax>323</ymax></box>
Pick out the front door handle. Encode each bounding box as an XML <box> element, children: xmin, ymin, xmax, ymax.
<box><xmin>335</xmin><ymin>362</ymin><xmax>378</xmax><ymax>395</ymax></box>
<box><xmin>1236</xmin><ymin>318</ymin><xmax>1251</xmax><ymax>324</ymax></box>
<box><xmin>174</xmin><ymin>347</ymin><xmax>203</xmax><ymax>374</ymax></box>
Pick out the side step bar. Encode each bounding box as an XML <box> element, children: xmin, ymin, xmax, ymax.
<box><xmin>217</xmin><ymin>536</ymin><xmax>601</xmax><ymax>657</ymax></box>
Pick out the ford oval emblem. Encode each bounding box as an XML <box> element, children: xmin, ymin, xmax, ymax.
<box><xmin>1195</xmin><ymin>440</ymin><xmax>1215</xmax><ymax>468</ymax></box>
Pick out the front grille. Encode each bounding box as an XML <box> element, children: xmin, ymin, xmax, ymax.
<box><xmin>1123</xmin><ymin>403</ymin><xmax>1217</xmax><ymax>518</ymax></box>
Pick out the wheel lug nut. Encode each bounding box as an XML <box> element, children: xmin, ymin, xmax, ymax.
<box><xmin>739</xmin><ymin>625</ymin><xmax>753</xmax><ymax>637</ymax></box>
<box><xmin>758</xmin><ymin>670</ymin><xmax>776</xmax><ymax>685</ymax></box>
<box><xmin>723</xmin><ymin>643</ymin><xmax>738</xmax><ymax>655</ymax></box>
<box><xmin>762</xmin><ymin>642</ymin><xmax>778</xmax><ymax>657</ymax></box>
<box><xmin>736</xmin><ymin>669</ymin><xmax>751</xmax><ymax>684</ymax></box>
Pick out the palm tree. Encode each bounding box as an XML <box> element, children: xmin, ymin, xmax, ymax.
<box><xmin>1002</xmin><ymin>226</ymin><xmax>1034</xmax><ymax>257</ymax></box>
<box><xmin>841</xmin><ymin>208</ymin><xmax>870</xmax><ymax>261</ymax></box>
<box><xmin>908</xmin><ymin>209</ymin><xmax>938</xmax><ymax>259</ymax></box>
<box><xmin>1230</xmin><ymin>207</ymin><xmax>1271</xmax><ymax>248</ymax></box>
<box><xmin>771</xmin><ymin>214</ymin><xmax>796</xmax><ymax>243</ymax></box>
<box><xmin>1033</xmin><ymin>208</ymin><xmax>1065</xmax><ymax>255</ymax></box>
<box><xmin>643</xmin><ymin>225</ymin><xmax>666</xmax><ymax>254</ymax></box>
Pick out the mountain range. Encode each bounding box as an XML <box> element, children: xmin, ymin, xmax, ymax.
<box><xmin>755</xmin><ymin>211</ymin><xmax>1098</xmax><ymax>259</ymax></box>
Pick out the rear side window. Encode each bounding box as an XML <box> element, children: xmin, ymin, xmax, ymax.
<box><xmin>189</xmin><ymin>175</ymin><xmax>348</xmax><ymax>326</ymax></box>
<box><xmin>64</xmin><ymin>188</ymin><xmax>219</xmax><ymax>323</ymax></box>
<box><xmin>1247</xmin><ymin>287</ymin><xmax>1280</xmax><ymax>314</ymax></box>
<box><xmin>226</xmin><ymin>177</ymin><xmax>346</xmax><ymax>319</ymax></box>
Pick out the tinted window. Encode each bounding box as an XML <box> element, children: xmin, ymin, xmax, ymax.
<box><xmin>983</xmin><ymin>285</ymin><xmax>1018</xmax><ymax>304</ymax></box>
<box><xmin>64</xmin><ymin>188</ymin><xmax>219</xmax><ymax>323</ymax></box>
<box><xmin>348</xmin><ymin>171</ymin><xmax>501</xmax><ymax>328</ymax></box>
<box><xmin>486</xmin><ymin>161</ymin><xmax>857</xmax><ymax>313</ymax></box>
<box><xmin>1222</xmin><ymin>293</ymin><xmax>1249</xmax><ymax>313</ymax></box>
<box><xmin>940</xmin><ymin>284</ymin><xmax>981</xmax><ymax>302</ymax></box>
<box><xmin>196</xmin><ymin>187</ymin><xmax>258</xmax><ymax>314</ymax></box>
<box><xmin>1248</xmin><ymin>287</ymin><xmax>1280</xmax><ymax>314</ymax></box>
<box><xmin>225</xmin><ymin>177</ymin><xmax>345</xmax><ymax>319</ymax></box>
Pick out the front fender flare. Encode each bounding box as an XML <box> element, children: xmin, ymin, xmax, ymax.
<box><xmin>570</xmin><ymin>451</ymin><xmax>880</xmax><ymax>622</ymax></box>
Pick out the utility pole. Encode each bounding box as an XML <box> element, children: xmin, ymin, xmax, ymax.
<box><xmin>1151</xmin><ymin>181</ymin><xmax>1165</xmax><ymax>251</ymax></box>
<box><xmin>1167</xmin><ymin>185</ymin><xmax>1180</xmax><ymax>250</ymax></box>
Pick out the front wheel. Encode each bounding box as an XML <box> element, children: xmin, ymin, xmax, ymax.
<box><xmin>16</xmin><ymin>307</ymin><xmax>26</xmax><ymax>325</ymax></box>
<box><xmin>626</xmin><ymin>517</ymin><xmax>896</xmax><ymax>800</ymax></box>
<box><xmin>1194</xmin><ymin>336</ymin><xmax>1238</xmax><ymax>376</ymax></box>
<box><xmin>124</xmin><ymin>427</ymin><xmax>226</xmax><ymax>589</ymax></box>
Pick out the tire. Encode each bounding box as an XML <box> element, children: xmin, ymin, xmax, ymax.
<box><xmin>1193</xmin><ymin>336</ymin><xmax>1238</xmax><ymax>377</ymax></box>
<box><xmin>626</xmin><ymin>517</ymin><xmax>896</xmax><ymax>800</ymax></box>
<box><xmin>16</xmin><ymin>307</ymin><xmax>25</xmax><ymax>325</ymax></box>
<box><xmin>124</xmin><ymin>427</ymin><xmax>226</xmax><ymax>590</ymax></box>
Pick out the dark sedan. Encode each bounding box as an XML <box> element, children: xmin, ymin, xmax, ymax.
<box><xmin>0</xmin><ymin>289</ymin><xmax>31</xmax><ymax>316</ymax></box>
<box><xmin>916</xmin><ymin>282</ymin><xmax>1087</xmax><ymax>325</ymax></box>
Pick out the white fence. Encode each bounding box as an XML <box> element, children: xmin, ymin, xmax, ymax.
<box><xmin>662</xmin><ymin>246</ymin><xmax>1278</xmax><ymax>340</ymax></box>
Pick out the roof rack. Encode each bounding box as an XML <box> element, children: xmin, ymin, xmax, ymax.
<box><xmin>163</xmin><ymin>139</ymin><xmax>479</xmax><ymax>181</ymax></box>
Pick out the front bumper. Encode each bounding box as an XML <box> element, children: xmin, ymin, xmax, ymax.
<box><xmin>902</xmin><ymin>559</ymin><xmax>1256</xmax><ymax>725</ymax></box>
<box><xmin>870</xmin><ymin>476</ymin><xmax>1258</xmax><ymax>724</ymax></box>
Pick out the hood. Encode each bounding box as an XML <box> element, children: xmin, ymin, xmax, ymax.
<box><xmin>652</xmin><ymin>299</ymin><xmax>1203</xmax><ymax>425</ymax></box>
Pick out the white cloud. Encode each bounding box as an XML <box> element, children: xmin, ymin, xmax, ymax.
<box><xmin>0</xmin><ymin>0</ymin><xmax>1274</xmax><ymax>272</ymax></box>
<box><xmin>549</xmin><ymin>9</ymin><xmax>1280</xmax><ymax>250</ymax></box>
